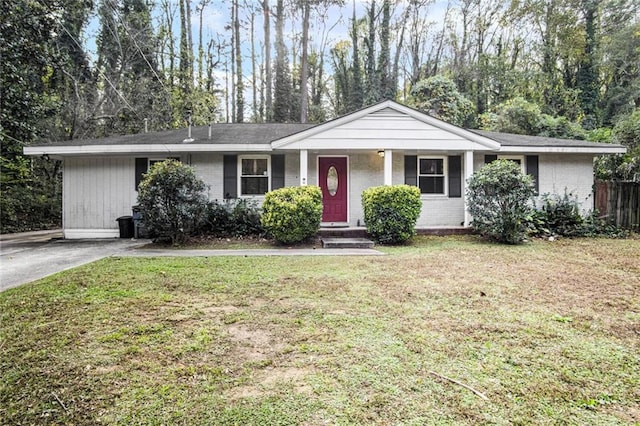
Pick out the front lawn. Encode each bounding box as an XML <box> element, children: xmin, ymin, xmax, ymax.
<box><xmin>1</xmin><ymin>236</ymin><xmax>639</xmax><ymax>425</ymax></box>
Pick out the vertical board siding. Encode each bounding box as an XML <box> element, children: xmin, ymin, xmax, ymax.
<box><xmin>64</xmin><ymin>157</ymin><xmax>137</xmax><ymax>230</ymax></box>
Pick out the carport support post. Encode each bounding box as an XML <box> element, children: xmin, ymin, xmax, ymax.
<box><xmin>384</xmin><ymin>149</ymin><xmax>393</xmax><ymax>185</ymax></box>
<box><xmin>300</xmin><ymin>149</ymin><xmax>308</xmax><ymax>186</ymax></box>
<box><xmin>464</xmin><ymin>150</ymin><xmax>474</xmax><ymax>227</ymax></box>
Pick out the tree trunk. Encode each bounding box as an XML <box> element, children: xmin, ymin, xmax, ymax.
<box><xmin>234</xmin><ymin>0</ymin><xmax>244</xmax><ymax>123</ymax></box>
<box><xmin>263</xmin><ymin>0</ymin><xmax>272</xmax><ymax>122</ymax></box>
<box><xmin>300</xmin><ymin>1</ymin><xmax>310</xmax><ymax>123</ymax></box>
<box><xmin>250</xmin><ymin>11</ymin><xmax>258</xmax><ymax>121</ymax></box>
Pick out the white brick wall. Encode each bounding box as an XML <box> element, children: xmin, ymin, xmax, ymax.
<box><xmin>191</xmin><ymin>153</ymin><xmax>224</xmax><ymax>200</ymax></box>
<box><xmin>538</xmin><ymin>154</ymin><xmax>595</xmax><ymax>213</ymax></box>
<box><xmin>473</xmin><ymin>153</ymin><xmax>596</xmax><ymax>214</ymax></box>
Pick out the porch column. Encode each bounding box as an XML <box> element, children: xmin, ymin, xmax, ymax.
<box><xmin>384</xmin><ymin>149</ymin><xmax>393</xmax><ymax>185</ymax></box>
<box><xmin>299</xmin><ymin>149</ymin><xmax>308</xmax><ymax>186</ymax></box>
<box><xmin>463</xmin><ymin>150</ymin><xmax>474</xmax><ymax>227</ymax></box>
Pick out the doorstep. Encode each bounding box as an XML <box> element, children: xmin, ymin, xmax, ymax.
<box><xmin>320</xmin><ymin>237</ymin><xmax>375</xmax><ymax>249</ymax></box>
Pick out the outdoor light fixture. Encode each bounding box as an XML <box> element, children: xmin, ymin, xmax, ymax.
<box><xmin>377</xmin><ymin>150</ymin><xmax>385</xmax><ymax>158</ymax></box>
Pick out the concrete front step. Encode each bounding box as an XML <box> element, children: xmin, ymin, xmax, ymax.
<box><xmin>321</xmin><ymin>237</ymin><xmax>375</xmax><ymax>249</ymax></box>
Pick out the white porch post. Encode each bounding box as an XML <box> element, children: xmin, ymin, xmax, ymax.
<box><xmin>464</xmin><ymin>150</ymin><xmax>474</xmax><ymax>227</ymax></box>
<box><xmin>384</xmin><ymin>149</ymin><xmax>393</xmax><ymax>185</ymax></box>
<box><xmin>299</xmin><ymin>149</ymin><xmax>308</xmax><ymax>186</ymax></box>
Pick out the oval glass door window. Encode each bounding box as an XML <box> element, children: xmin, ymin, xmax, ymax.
<box><xmin>326</xmin><ymin>166</ymin><xmax>339</xmax><ymax>196</ymax></box>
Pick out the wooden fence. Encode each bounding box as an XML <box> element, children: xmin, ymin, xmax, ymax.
<box><xmin>595</xmin><ymin>181</ymin><xmax>640</xmax><ymax>230</ymax></box>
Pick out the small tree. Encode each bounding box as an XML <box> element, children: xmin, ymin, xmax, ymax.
<box><xmin>467</xmin><ymin>160</ymin><xmax>535</xmax><ymax>244</ymax></box>
<box><xmin>137</xmin><ymin>160</ymin><xmax>208</xmax><ymax>245</ymax></box>
<box><xmin>261</xmin><ymin>186</ymin><xmax>323</xmax><ymax>244</ymax></box>
<box><xmin>362</xmin><ymin>185</ymin><xmax>422</xmax><ymax>245</ymax></box>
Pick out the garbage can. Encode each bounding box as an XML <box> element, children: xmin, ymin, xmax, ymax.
<box><xmin>116</xmin><ymin>216</ymin><xmax>134</xmax><ymax>238</ymax></box>
<box><xmin>132</xmin><ymin>205</ymin><xmax>146</xmax><ymax>239</ymax></box>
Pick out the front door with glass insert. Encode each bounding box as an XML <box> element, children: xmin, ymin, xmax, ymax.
<box><xmin>319</xmin><ymin>157</ymin><xmax>348</xmax><ymax>223</ymax></box>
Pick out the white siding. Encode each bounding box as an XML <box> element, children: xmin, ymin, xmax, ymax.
<box><xmin>64</xmin><ymin>157</ymin><xmax>137</xmax><ymax>231</ymax></box>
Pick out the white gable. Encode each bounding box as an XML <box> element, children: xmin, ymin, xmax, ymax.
<box><xmin>272</xmin><ymin>100</ymin><xmax>500</xmax><ymax>152</ymax></box>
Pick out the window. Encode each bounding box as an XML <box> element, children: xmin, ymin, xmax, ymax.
<box><xmin>498</xmin><ymin>155</ymin><xmax>525</xmax><ymax>172</ymax></box>
<box><xmin>239</xmin><ymin>156</ymin><xmax>270</xmax><ymax>196</ymax></box>
<box><xmin>418</xmin><ymin>157</ymin><xmax>447</xmax><ymax>195</ymax></box>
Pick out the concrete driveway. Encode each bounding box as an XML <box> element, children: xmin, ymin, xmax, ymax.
<box><xmin>0</xmin><ymin>230</ymin><xmax>146</xmax><ymax>292</ymax></box>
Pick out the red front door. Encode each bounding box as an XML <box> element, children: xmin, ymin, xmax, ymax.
<box><xmin>319</xmin><ymin>157</ymin><xmax>348</xmax><ymax>223</ymax></box>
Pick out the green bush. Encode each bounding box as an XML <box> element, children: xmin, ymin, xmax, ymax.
<box><xmin>361</xmin><ymin>185</ymin><xmax>422</xmax><ymax>245</ymax></box>
<box><xmin>467</xmin><ymin>160</ymin><xmax>536</xmax><ymax>244</ymax></box>
<box><xmin>261</xmin><ymin>186</ymin><xmax>323</xmax><ymax>244</ymax></box>
<box><xmin>531</xmin><ymin>192</ymin><xmax>584</xmax><ymax>237</ymax></box>
<box><xmin>137</xmin><ymin>160</ymin><xmax>208</xmax><ymax>245</ymax></box>
<box><xmin>199</xmin><ymin>199</ymin><xmax>263</xmax><ymax>237</ymax></box>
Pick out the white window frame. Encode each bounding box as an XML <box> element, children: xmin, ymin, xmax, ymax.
<box><xmin>498</xmin><ymin>155</ymin><xmax>526</xmax><ymax>173</ymax></box>
<box><xmin>418</xmin><ymin>156</ymin><xmax>448</xmax><ymax>197</ymax></box>
<box><xmin>238</xmin><ymin>155</ymin><xmax>271</xmax><ymax>197</ymax></box>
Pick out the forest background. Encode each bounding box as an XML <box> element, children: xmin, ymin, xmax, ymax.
<box><xmin>1</xmin><ymin>0</ymin><xmax>639</xmax><ymax>233</ymax></box>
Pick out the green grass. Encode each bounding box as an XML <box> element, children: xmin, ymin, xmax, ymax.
<box><xmin>1</xmin><ymin>236</ymin><xmax>639</xmax><ymax>425</ymax></box>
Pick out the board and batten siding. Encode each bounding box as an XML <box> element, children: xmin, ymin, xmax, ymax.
<box><xmin>63</xmin><ymin>157</ymin><xmax>137</xmax><ymax>238</ymax></box>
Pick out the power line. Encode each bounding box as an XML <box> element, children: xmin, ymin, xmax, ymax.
<box><xmin>105</xmin><ymin>0</ymin><xmax>171</xmax><ymax>99</ymax></box>
<box><xmin>43</xmin><ymin>2</ymin><xmax>141</xmax><ymax>118</ymax></box>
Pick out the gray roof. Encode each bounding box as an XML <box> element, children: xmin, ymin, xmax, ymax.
<box><xmin>27</xmin><ymin>122</ymin><xmax>624</xmax><ymax>152</ymax></box>
<box><xmin>33</xmin><ymin>123</ymin><xmax>316</xmax><ymax>146</ymax></box>
<box><xmin>470</xmin><ymin>129</ymin><xmax>625</xmax><ymax>149</ymax></box>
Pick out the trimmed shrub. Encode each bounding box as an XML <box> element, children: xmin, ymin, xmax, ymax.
<box><xmin>361</xmin><ymin>185</ymin><xmax>422</xmax><ymax>245</ymax></box>
<box><xmin>137</xmin><ymin>160</ymin><xmax>208</xmax><ymax>245</ymax></box>
<box><xmin>261</xmin><ymin>186</ymin><xmax>323</xmax><ymax>244</ymax></box>
<box><xmin>467</xmin><ymin>160</ymin><xmax>535</xmax><ymax>244</ymax></box>
<box><xmin>199</xmin><ymin>199</ymin><xmax>263</xmax><ymax>237</ymax></box>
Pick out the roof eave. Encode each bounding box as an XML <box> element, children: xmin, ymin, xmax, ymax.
<box><xmin>499</xmin><ymin>146</ymin><xmax>627</xmax><ymax>154</ymax></box>
<box><xmin>23</xmin><ymin>144</ymin><xmax>274</xmax><ymax>156</ymax></box>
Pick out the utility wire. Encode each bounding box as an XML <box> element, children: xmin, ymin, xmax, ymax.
<box><xmin>105</xmin><ymin>0</ymin><xmax>171</xmax><ymax>98</ymax></box>
<box><xmin>43</xmin><ymin>2</ymin><xmax>140</xmax><ymax>118</ymax></box>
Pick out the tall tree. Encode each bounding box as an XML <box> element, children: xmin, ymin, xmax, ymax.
<box><xmin>263</xmin><ymin>0</ymin><xmax>273</xmax><ymax>121</ymax></box>
<box><xmin>299</xmin><ymin>0</ymin><xmax>311</xmax><ymax>122</ymax></box>
<box><xmin>377</xmin><ymin>0</ymin><xmax>393</xmax><ymax>99</ymax></box>
<box><xmin>576</xmin><ymin>0</ymin><xmax>600</xmax><ymax>128</ymax></box>
<box><xmin>273</xmin><ymin>0</ymin><xmax>291</xmax><ymax>122</ymax></box>
<box><xmin>233</xmin><ymin>0</ymin><xmax>244</xmax><ymax>122</ymax></box>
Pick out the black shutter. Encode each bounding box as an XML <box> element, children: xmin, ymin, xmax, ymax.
<box><xmin>484</xmin><ymin>154</ymin><xmax>497</xmax><ymax>164</ymax></box>
<box><xmin>135</xmin><ymin>158</ymin><xmax>148</xmax><ymax>190</ymax></box>
<box><xmin>526</xmin><ymin>155</ymin><xmax>539</xmax><ymax>194</ymax></box>
<box><xmin>223</xmin><ymin>155</ymin><xmax>238</xmax><ymax>199</ymax></box>
<box><xmin>404</xmin><ymin>155</ymin><xmax>417</xmax><ymax>186</ymax></box>
<box><xmin>448</xmin><ymin>155</ymin><xmax>462</xmax><ymax>198</ymax></box>
<box><xmin>271</xmin><ymin>154</ymin><xmax>285</xmax><ymax>190</ymax></box>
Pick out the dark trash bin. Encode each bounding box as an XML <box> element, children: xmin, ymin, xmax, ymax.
<box><xmin>116</xmin><ymin>216</ymin><xmax>134</xmax><ymax>238</ymax></box>
<box><xmin>132</xmin><ymin>205</ymin><xmax>147</xmax><ymax>238</ymax></box>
